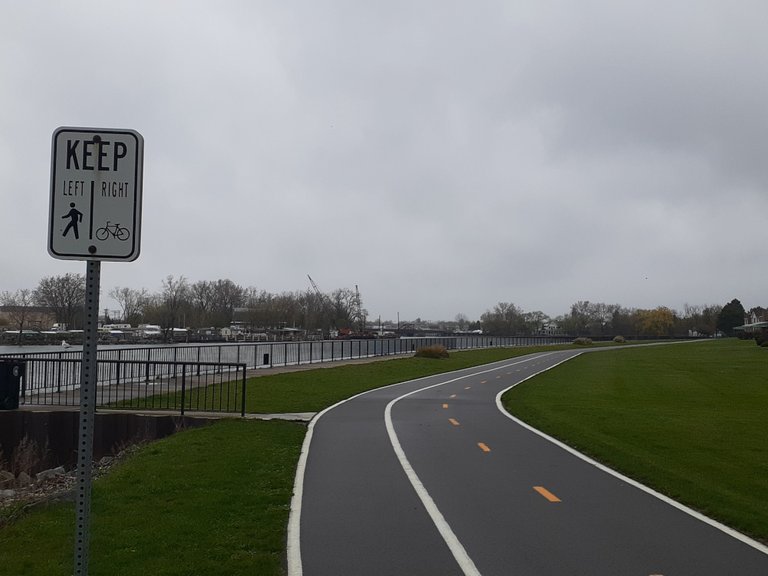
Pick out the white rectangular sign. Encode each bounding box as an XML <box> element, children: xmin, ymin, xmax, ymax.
<box><xmin>49</xmin><ymin>127</ymin><xmax>144</xmax><ymax>261</ymax></box>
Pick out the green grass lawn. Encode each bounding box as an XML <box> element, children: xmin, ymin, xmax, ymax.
<box><xmin>502</xmin><ymin>339</ymin><xmax>768</xmax><ymax>542</ymax></box>
<box><xmin>0</xmin><ymin>420</ymin><xmax>304</xmax><ymax>576</ymax></box>
<box><xmin>5</xmin><ymin>339</ymin><xmax>765</xmax><ymax>574</ymax></box>
<box><xmin>2</xmin><ymin>345</ymin><xmax>574</xmax><ymax>575</ymax></box>
<box><xmin>241</xmin><ymin>344</ymin><xmax>581</xmax><ymax>414</ymax></box>
<box><xmin>116</xmin><ymin>345</ymin><xmax>580</xmax><ymax>414</ymax></box>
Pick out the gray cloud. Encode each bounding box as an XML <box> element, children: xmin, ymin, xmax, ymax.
<box><xmin>2</xmin><ymin>1</ymin><xmax>766</xmax><ymax>321</ymax></box>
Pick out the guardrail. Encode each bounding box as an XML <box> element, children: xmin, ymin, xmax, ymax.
<box><xmin>18</xmin><ymin>359</ymin><xmax>247</xmax><ymax>416</ymax></box>
<box><xmin>1</xmin><ymin>335</ymin><xmax>573</xmax><ymax>369</ymax></box>
<box><xmin>3</xmin><ymin>336</ymin><xmax>573</xmax><ymax>414</ymax></box>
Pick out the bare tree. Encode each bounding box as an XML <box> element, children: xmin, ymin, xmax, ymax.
<box><xmin>0</xmin><ymin>289</ymin><xmax>35</xmax><ymax>344</ymax></box>
<box><xmin>523</xmin><ymin>310</ymin><xmax>550</xmax><ymax>334</ymax></box>
<box><xmin>109</xmin><ymin>286</ymin><xmax>149</xmax><ymax>324</ymax></box>
<box><xmin>33</xmin><ymin>273</ymin><xmax>86</xmax><ymax>330</ymax></box>
<box><xmin>480</xmin><ymin>302</ymin><xmax>525</xmax><ymax>335</ymax></box>
<box><xmin>209</xmin><ymin>279</ymin><xmax>245</xmax><ymax>327</ymax></box>
<box><xmin>188</xmin><ymin>279</ymin><xmax>245</xmax><ymax>328</ymax></box>
<box><xmin>159</xmin><ymin>275</ymin><xmax>191</xmax><ymax>336</ymax></box>
<box><xmin>455</xmin><ymin>313</ymin><xmax>469</xmax><ymax>332</ymax></box>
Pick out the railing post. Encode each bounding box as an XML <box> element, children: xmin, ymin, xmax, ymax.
<box><xmin>180</xmin><ymin>364</ymin><xmax>187</xmax><ymax>416</ymax></box>
<box><xmin>241</xmin><ymin>365</ymin><xmax>246</xmax><ymax>418</ymax></box>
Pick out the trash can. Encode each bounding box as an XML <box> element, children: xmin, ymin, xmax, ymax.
<box><xmin>0</xmin><ymin>360</ymin><xmax>25</xmax><ymax>410</ymax></box>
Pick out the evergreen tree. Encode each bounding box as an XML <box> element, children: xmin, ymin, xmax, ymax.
<box><xmin>716</xmin><ymin>298</ymin><xmax>745</xmax><ymax>336</ymax></box>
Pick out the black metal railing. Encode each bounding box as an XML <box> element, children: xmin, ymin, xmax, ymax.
<box><xmin>1</xmin><ymin>335</ymin><xmax>573</xmax><ymax>370</ymax></box>
<box><xmin>2</xmin><ymin>336</ymin><xmax>573</xmax><ymax>414</ymax></box>
<box><xmin>18</xmin><ymin>359</ymin><xmax>247</xmax><ymax>416</ymax></box>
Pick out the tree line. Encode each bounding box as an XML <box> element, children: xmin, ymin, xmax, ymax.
<box><xmin>0</xmin><ymin>274</ymin><xmax>368</xmax><ymax>338</ymax></box>
<box><xmin>478</xmin><ymin>299</ymin><xmax>753</xmax><ymax>338</ymax></box>
<box><xmin>0</xmin><ymin>273</ymin><xmax>757</xmax><ymax>340</ymax></box>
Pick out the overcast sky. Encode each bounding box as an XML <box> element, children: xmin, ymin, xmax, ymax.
<box><xmin>2</xmin><ymin>1</ymin><xmax>766</xmax><ymax>322</ymax></box>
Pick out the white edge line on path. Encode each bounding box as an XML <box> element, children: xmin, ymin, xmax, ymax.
<box><xmin>494</xmin><ymin>354</ymin><xmax>768</xmax><ymax>558</ymax></box>
<box><xmin>383</xmin><ymin>356</ymin><xmax>557</xmax><ymax>576</ymax></box>
<box><xmin>288</xmin><ymin>353</ymin><xmax>553</xmax><ymax>576</ymax></box>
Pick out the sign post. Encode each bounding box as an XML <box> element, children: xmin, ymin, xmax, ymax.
<box><xmin>49</xmin><ymin>127</ymin><xmax>144</xmax><ymax>576</ymax></box>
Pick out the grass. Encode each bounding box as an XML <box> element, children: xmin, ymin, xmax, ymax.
<box><xmin>110</xmin><ymin>345</ymin><xmax>578</xmax><ymax>414</ymax></box>
<box><xmin>241</xmin><ymin>344</ymin><xmax>584</xmax><ymax>413</ymax></box>
<box><xmin>501</xmin><ymin>339</ymin><xmax>768</xmax><ymax>542</ymax></box>
<box><xmin>7</xmin><ymin>339</ymin><xmax>763</xmax><ymax>574</ymax></box>
<box><xmin>0</xmin><ymin>420</ymin><xmax>305</xmax><ymax>576</ymax></box>
<box><xmin>111</xmin><ymin>342</ymin><xmax>632</xmax><ymax>414</ymax></box>
<box><xmin>2</xmin><ymin>344</ymin><xmax>578</xmax><ymax>575</ymax></box>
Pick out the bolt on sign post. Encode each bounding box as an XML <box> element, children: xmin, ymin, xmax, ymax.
<box><xmin>49</xmin><ymin>127</ymin><xmax>144</xmax><ymax>576</ymax></box>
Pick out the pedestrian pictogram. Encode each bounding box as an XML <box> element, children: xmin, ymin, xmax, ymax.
<box><xmin>48</xmin><ymin>127</ymin><xmax>143</xmax><ymax>261</ymax></box>
<box><xmin>62</xmin><ymin>202</ymin><xmax>83</xmax><ymax>239</ymax></box>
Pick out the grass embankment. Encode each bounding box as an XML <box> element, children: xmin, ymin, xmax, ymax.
<box><xmin>242</xmin><ymin>344</ymin><xmax>577</xmax><ymax>413</ymax></box>
<box><xmin>502</xmin><ymin>338</ymin><xmax>768</xmax><ymax>542</ymax></box>
<box><xmin>0</xmin><ymin>420</ymin><xmax>305</xmax><ymax>576</ymax></box>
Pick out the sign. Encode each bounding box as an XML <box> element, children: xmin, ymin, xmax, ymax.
<box><xmin>49</xmin><ymin>127</ymin><xmax>144</xmax><ymax>261</ymax></box>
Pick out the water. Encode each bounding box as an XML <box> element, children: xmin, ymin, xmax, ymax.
<box><xmin>0</xmin><ymin>344</ymin><xmax>80</xmax><ymax>355</ymax></box>
<box><xmin>0</xmin><ymin>342</ymin><xmax>185</xmax><ymax>356</ymax></box>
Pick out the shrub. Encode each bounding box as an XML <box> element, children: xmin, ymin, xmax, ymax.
<box><xmin>572</xmin><ymin>337</ymin><xmax>593</xmax><ymax>346</ymax></box>
<box><xmin>613</xmin><ymin>335</ymin><xmax>626</xmax><ymax>344</ymax></box>
<box><xmin>414</xmin><ymin>345</ymin><xmax>449</xmax><ymax>359</ymax></box>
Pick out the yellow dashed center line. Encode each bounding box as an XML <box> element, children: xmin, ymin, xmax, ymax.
<box><xmin>449</xmin><ymin>418</ymin><xmax>460</xmax><ymax>426</ymax></box>
<box><xmin>477</xmin><ymin>442</ymin><xmax>491</xmax><ymax>452</ymax></box>
<box><xmin>442</xmin><ymin>403</ymin><xmax>449</xmax><ymax>409</ymax></box>
<box><xmin>533</xmin><ymin>486</ymin><xmax>561</xmax><ymax>502</ymax></box>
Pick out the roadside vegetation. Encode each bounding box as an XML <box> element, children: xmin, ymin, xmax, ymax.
<box><xmin>0</xmin><ymin>420</ymin><xmax>304</xmax><ymax>576</ymax></box>
<box><xmin>3</xmin><ymin>339</ymin><xmax>766</xmax><ymax>574</ymax></box>
<box><xmin>502</xmin><ymin>338</ymin><xmax>768</xmax><ymax>543</ymax></box>
<box><xmin>240</xmin><ymin>343</ymin><xmax>579</xmax><ymax>414</ymax></box>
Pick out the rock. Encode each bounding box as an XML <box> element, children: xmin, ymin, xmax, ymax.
<box><xmin>36</xmin><ymin>466</ymin><xmax>66</xmax><ymax>483</ymax></box>
<box><xmin>0</xmin><ymin>489</ymin><xmax>16</xmax><ymax>500</ymax></box>
<box><xmin>0</xmin><ymin>470</ymin><xmax>15</xmax><ymax>489</ymax></box>
<box><xmin>98</xmin><ymin>456</ymin><xmax>114</xmax><ymax>467</ymax></box>
<box><xmin>17</xmin><ymin>471</ymin><xmax>32</xmax><ymax>487</ymax></box>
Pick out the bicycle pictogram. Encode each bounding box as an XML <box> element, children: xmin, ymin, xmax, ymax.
<box><xmin>95</xmin><ymin>221</ymin><xmax>131</xmax><ymax>241</ymax></box>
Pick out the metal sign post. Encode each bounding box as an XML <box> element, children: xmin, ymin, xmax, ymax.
<box><xmin>74</xmin><ymin>260</ymin><xmax>100</xmax><ymax>575</ymax></box>
<box><xmin>49</xmin><ymin>126</ymin><xmax>143</xmax><ymax>576</ymax></box>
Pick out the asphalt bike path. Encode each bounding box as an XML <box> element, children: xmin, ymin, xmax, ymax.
<box><xmin>290</xmin><ymin>349</ymin><xmax>768</xmax><ymax>575</ymax></box>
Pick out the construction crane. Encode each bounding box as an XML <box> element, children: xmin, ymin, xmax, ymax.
<box><xmin>353</xmin><ymin>284</ymin><xmax>365</xmax><ymax>333</ymax></box>
<box><xmin>307</xmin><ymin>274</ymin><xmax>323</xmax><ymax>298</ymax></box>
<box><xmin>307</xmin><ymin>275</ymin><xmax>336</xmax><ymax>335</ymax></box>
